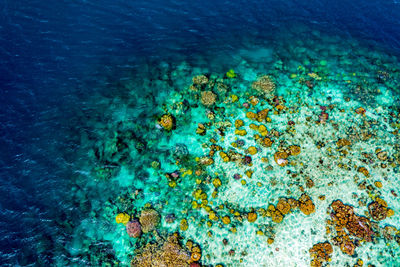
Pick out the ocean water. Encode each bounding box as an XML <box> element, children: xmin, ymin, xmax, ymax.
<box><xmin>1</xmin><ymin>0</ymin><xmax>400</xmax><ymax>266</ymax></box>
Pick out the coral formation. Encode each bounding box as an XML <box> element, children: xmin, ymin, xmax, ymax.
<box><xmin>131</xmin><ymin>234</ymin><xmax>191</xmax><ymax>267</ymax></box>
<box><xmin>368</xmin><ymin>197</ymin><xmax>393</xmax><ymax>221</ymax></box>
<box><xmin>299</xmin><ymin>193</ymin><xmax>315</xmax><ymax>215</ymax></box>
<box><xmin>252</xmin><ymin>75</ymin><xmax>276</xmax><ymax>97</ymax></box>
<box><xmin>276</xmin><ymin>198</ymin><xmax>291</xmax><ymax>215</ymax></box>
<box><xmin>274</xmin><ymin>151</ymin><xmax>289</xmax><ymax>167</ymax></box>
<box><xmin>288</xmin><ymin>145</ymin><xmax>301</xmax><ymax>156</ymax></box>
<box><xmin>328</xmin><ymin>200</ymin><xmax>374</xmax><ymax>256</ymax></box>
<box><xmin>200</xmin><ymin>91</ymin><xmax>217</xmax><ymax>106</ymax></box>
<box><xmin>126</xmin><ymin>219</ymin><xmax>142</xmax><ymax>238</ymax></box>
<box><xmin>139</xmin><ymin>209</ymin><xmax>160</xmax><ymax>233</ymax></box>
<box><xmin>158</xmin><ymin>114</ymin><xmax>176</xmax><ymax>131</ymax></box>
<box><xmin>226</xmin><ymin>69</ymin><xmax>237</xmax><ymax>78</ymax></box>
<box><xmin>309</xmin><ymin>242</ymin><xmax>333</xmax><ymax>267</ymax></box>
<box><xmin>192</xmin><ymin>75</ymin><xmax>209</xmax><ymax>85</ymax></box>
<box><xmin>247</xmin><ymin>212</ymin><xmax>257</xmax><ymax>223</ymax></box>
<box><xmin>116</xmin><ymin>213</ymin><xmax>130</xmax><ymax>225</ymax></box>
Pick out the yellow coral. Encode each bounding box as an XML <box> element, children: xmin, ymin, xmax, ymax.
<box><xmin>245</xmin><ymin>170</ymin><xmax>253</xmax><ymax>178</ymax></box>
<box><xmin>235</xmin><ymin>119</ymin><xmax>244</xmax><ymax>128</ymax></box>
<box><xmin>222</xmin><ymin>216</ymin><xmax>231</xmax><ymax>224</ymax></box>
<box><xmin>231</xmin><ymin>94</ymin><xmax>239</xmax><ymax>102</ymax></box>
<box><xmin>180</xmin><ymin>219</ymin><xmax>189</xmax><ymax>231</ymax></box>
<box><xmin>209</xmin><ymin>211</ymin><xmax>218</xmax><ymax>221</ymax></box>
<box><xmin>212</xmin><ymin>178</ymin><xmax>222</xmax><ymax>188</ymax></box>
<box><xmin>246</xmin><ymin>112</ymin><xmax>257</xmax><ymax>120</ymax></box>
<box><xmin>115</xmin><ymin>213</ymin><xmax>130</xmax><ymax>225</ymax></box>
<box><xmin>235</xmin><ymin>129</ymin><xmax>247</xmax><ymax>136</ymax></box>
<box><xmin>248</xmin><ymin>146</ymin><xmax>257</xmax><ymax>155</ymax></box>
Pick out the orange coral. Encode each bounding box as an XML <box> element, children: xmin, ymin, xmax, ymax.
<box><xmin>299</xmin><ymin>193</ymin><xmax>315</xmax><ymax>215</ymax></box>
<box><xmin>247</xmin><ymin>212</ymin><xmax>258</xmax><ymax>223</ymax></box>
<box><xmin>357</xmin><ymin>166</ymin><xmax>369</xmax><ymax>177</ymax></box>
<box><xmin>266</xmin><ymin>204</ymin><xmax>284</xmax><ymax>223</ymax></box>
<box><xmin>262</xmin><ymin>137</ymin><xmax>273</xmax><ymax>147</ymax></box>
<box><xmin>355</xmin><ymin>107</ymin><xmax>366</xmax><ymax>115</ymax></box>
<box><xmin>257</xmin><ymin>109</ymin><xmax>269</xmax><ymax>122</ymax></box>
<box><xmin>368</xmin><ymin>197</ymin><xmax>390</xmax><ymax>221</ymax></box>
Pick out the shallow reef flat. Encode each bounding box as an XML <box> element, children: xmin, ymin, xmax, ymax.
<box><xmin>69</xmin><ymin>26</ymin><xmax>400</xmax><ymax>267</ymax></box>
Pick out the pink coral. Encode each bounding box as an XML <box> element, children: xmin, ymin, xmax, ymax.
<box><xmin>126</xmin><ymin>219</ymin><xmax>142</xmax><ymax>238</ymax></box>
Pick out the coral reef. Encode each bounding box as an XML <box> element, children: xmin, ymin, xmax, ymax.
<box><xmin>131</xmin><ymin>234</ymin><xmax>191</xmax><ymax>267</ymax></box>
<box><xmin>274</xmin><ymin>151</ymin><xmax>289</xmax><ymax>167</ymax></box>
<box><xmin>226</xmin><ymin>69</ymin><xmax>237</xmax><ymax>78</ymax></box>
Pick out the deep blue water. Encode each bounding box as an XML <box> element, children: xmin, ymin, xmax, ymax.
<box><xmin>1</xmin><ymin>0</ymin><xmax>400</xmax><ymax>265</ymax></box>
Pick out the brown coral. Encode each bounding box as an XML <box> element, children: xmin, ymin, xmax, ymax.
<box><xmin>266</xmin><ymin>204</ymin><xmax>284</xmax><ymax>223</ymax></box>
<box><xmin>329</xmin><ymin>200</ymin><xmax>374</xmax><ymax>256</ymax></box>
<box><xmin>309</xmin><ymin>242</ymin><xmax>333</xmax><ymax>267</ymax></box>
<box><xmin>139</xmin><ymin>209</ymin><xmax>160</xmax><ymax>233</ymax></box>
<box><xmin>274</xmin><ymin>151</ymin><xmax>289</xmax><ymax>167</ymax></box>
<box><xmin>336</xmin><ymin>138</ymin><xmax>351</xmax><ymax>147</ymax></box>
<box><xmin>368</xmin><ymin>197</ymin><xmax>388</xmax><ymax>221</ymax></box>
<box><xmin>252</xmin><ymin>75</ymin><xmax>276</xmax><ymax>97</ymax></box>
<box><xmin>131</xmin><ymin>234</ymin><xmax>191</xmax><ymax>267</ymax></box>
<box><xmin>276</xmin><ymin>198</ymin><xmax>291</xmax><ymax>215</ymax></box>
<box><xmin>299</xmin><ymin>193</ymin><xmax>315</xmax><ymax>215</ymax></box>
<box><xmin>201</xmin><ymin>91</ymin><xmax>217</xmax><ymax>106</ymax></box>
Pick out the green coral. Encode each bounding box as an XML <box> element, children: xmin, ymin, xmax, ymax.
<box><xmin>226</xmin><ymin>69</ymin><xmax>237</xmax><ymax>78</ymax></box>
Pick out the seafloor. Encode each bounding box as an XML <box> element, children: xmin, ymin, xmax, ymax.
<box><xmin>68</xmin><ymin>25</ymin><xmax>400</xmax><ymax>266</ymax></box>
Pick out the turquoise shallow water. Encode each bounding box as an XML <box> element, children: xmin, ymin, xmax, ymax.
<box><xmin>69</xmin><ymin>24</ymin><xmax>400</xmax><ymax>266</ymax></box>
<box><xmin>1</xmin><ymin>1</ymin><xmax>400</xmax><ymax>266</ymax></box>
